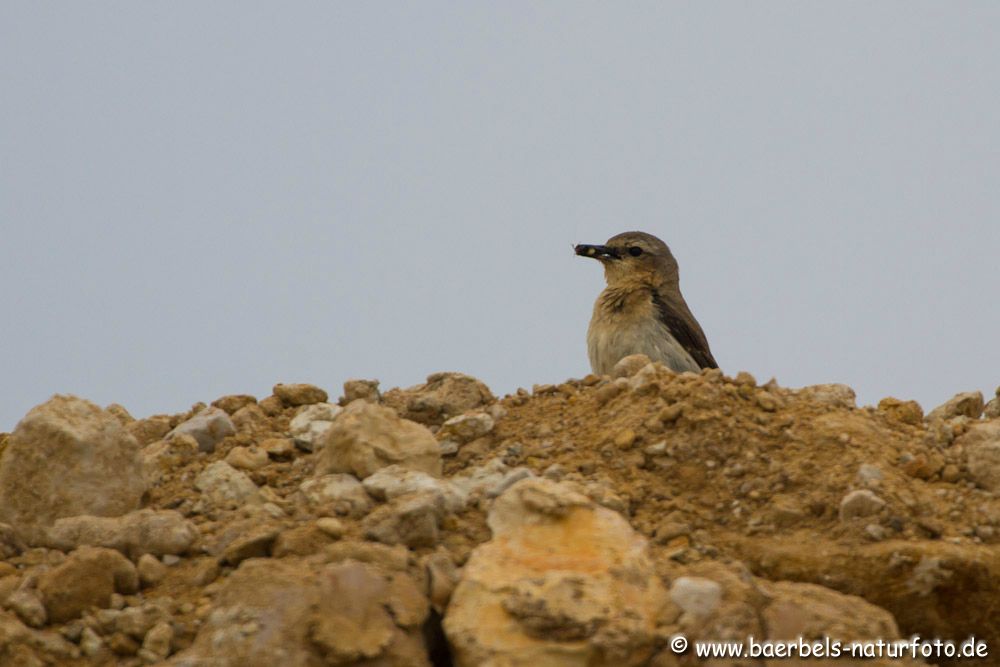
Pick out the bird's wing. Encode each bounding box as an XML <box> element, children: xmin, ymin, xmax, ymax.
<box><xmin>652</xmin><ymin>292</ymin><xmax>718</xmax><ymax>369</ymax></box>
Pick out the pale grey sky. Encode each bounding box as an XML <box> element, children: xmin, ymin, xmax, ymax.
<box><xmin>2</xmin><ymin>2</ymin><xmax>999</xmax><ymax>431</ymax></box>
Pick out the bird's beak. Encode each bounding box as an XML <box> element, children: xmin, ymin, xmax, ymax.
<box><xmin>574</xmin><ymin>244</ymin><xmax>619</xmax><ymax>260</ymax></box>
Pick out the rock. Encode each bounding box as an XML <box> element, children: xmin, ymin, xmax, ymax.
<box><xmin>382</xmin><ymin>372</ymin><xmax>495</xmax><ymax>425</ymax></box>
<box><xmin>757</xmin><ymin>578</ymin><xmax>903</xmax><ymax>644</ymax></box>
<box><xmin>6</xmin><ymin>589</ymin><xmax>47</xmax><ymax>628</ymax></box>
<box><xmin>136</xmin><ymin>554</ymin><xmax>168</xmax><ymax>587</ymax></box>
<box><xmin>126</xmin><ymin>415</ymin><xmax>172</xmax><ymax>446</ymax></box>
<box><xmin>444</xmin><ymin>478</ymin><xmax>666</xmax><ymax>666</ymax></box>
<box><xmin>315</xmin><ymin>517</ymin><xmax>346</xmax><ymax>538</ymax></box>
<box><xmin>257</xmin><ymin>395</ymin><xmax>284</xmax><ymax>416</ymax></box>
<box><xmin>288</xmin><ymin>402</ymin><xmax>342</xmax><ymax>452</ymax></box>
<box><xmin>166</xmin><ymin>407</ymin><xmax>235</xmax><ymax>453</ymax></box>
<box><xmin>299</xmin><ymin>474</ymin><xmax>374</xmax><ymax>518</ymax></box>
<box><xmin>220</xmin><ymin>526</ymin><xmax>279</xmax><ymax>565</ymax></box>
<box><xmin>450</xmin><ymin>458</ymin><xmax>535</xmax><ymax>499</ymax></box>
<box><xmin>272</xmin><ymin>382</ymin><xmax>328</xmax><ymax>407</ymax></box>
<box><xmin>116</xmin><ymin>603</ymin><xmax>168</xmax><ymax>640</ymax></box>
<box><xmin>45</xmin><ymin>509</ymin><xmax>198</xmax><ymax>558</ymax></box>
<box><xmin>362</xmin><ymin>465</ymin><xmax>467</xmax><ymax>513</ymax></box>
<box><xmin>959</xmin><ymin>421</ymin><xmax>1000</xmax><ymax>491</ymax></box>
<box><xmin>838</xmin><ymin>490</ymin><xmax>887</xmax><ymax>521</ymax></box>
<box><xmin>865</xmin><ymin>523</ymin><xmax>888</xmax><ymax>541</ymax></box>
<box><xmin>857</xmin><ymin>463</ymin><xmax>883</xmax><ymax>487</ymax></box>
<box><xmin>260</xmin><ymin>437</ymin><xmax>294</xmax><ymax>460</ymax></box>
<box><xmin>224</xmin><ymin>445</ymin><xmax>269</xmax><ymax>471</ymax></box>
<box><xmin>362</xmin><ymin>492</ymin><xmax>443</xmax><ymax>549</ymax></box>
<box><xmin>107</xmin><ymin>631</ymin><xmax>139</xmax><ymax>656</ymax></box>
<box><xmin>340</xmin><ymin>378</ymin><xmax>382</xmax><ymax>405</ymax></box>
<box><xmin>272</xmin><ymin>525</ymin><xmax>339</xmax><ymax>558</ymax></box>
<box><xmin>941</xmin><ymin>464</ymin><xmax>962</xmax><ymax>484</ymax></box>
<box><xmin>425</xmin><ymin>550</ymin><xmax>460</xmax><ymax>612</ymax></box>
<box><xmin>210</xmin><ymin>394</ymin><xmax>257</xmax><ymax>415</ymax></box>
<box><xmin>0</xmin><ymin>612</ymin><xmax>80</xmax><ymax>663</ymax></box>
<box><xmin>230</xmin><ymin>404</ymin><xmax>270</xmax><ymax>434</ymax></box>
<box><xmin>927</xmin><ymin>391</ymin><xmax>984</xmax><ymax>421</ymax></box>
<box><xmin>321</xmin><ymin>541</ymin><xmax>411</xmax><ymax>573</ymax></box>
<box><xmin>38</xmin><ymin>546</ymin><xmax>138</xmax><ymax>623</ymax></box>
<box><xmin>194</xmin><ymin>461</ymin><xmax>261</xmax><ymax>508</ymax></box>
<box><xmin>105</xmin><ymin>403</ymin><xmax>134</xmax><ymax>425</ymax></box>
<box><xmin>0</xmin><ymin>395</ymin><xmax>147</xmax><ymax>533</ymax></box>
<box><xmin>0</xmin><ymin>523</ymin><xmax>26</xmax><ymax>559</ymax></box>
<box><xmin>901</xmin><ymin>452</ymin><xmax>944</xmax><ymax>480</ymax></box>
<box><xmin>318</xmin><ymin>400</ymin><xmax>442</xmax><ymax>479</ymax></box>
<box><xmin>437</xmin><ymin>411</ymin><xmax>495</xmax><ymax>446</ymax></box>
<box><xmin>669</xmin><ymin>576</ymin><xmax>722</xmax><ymax>621</ymax></box>
<box><xmin>985</xmin><ymin>388</ymin><xmax>1000</xmax><ymax>418</ymax></box>
<box><xmin>141</xmin><ymin>435</ymin><xmax>199</xmax><ymax>485</ymax></box>
<box><xmin>167</xmin><ymin>558</ymin><xmax>430</xmax><ymax>667</ymax></box>
<box><xmin>141</xmin><ymin>621</ymin><xmax>174</xmax><ymax>661</ymax></box>
<box><xmin>615</xmin><ymin>428</ymin><xmax>637</xmax><ymax>449</ymax></box>
<box><xmin>877</xmin><ymin>397</ymin><xmax>924</xmax><ymax>425</ymax></box>
<box><xmin>796</xmin><ymin>383</ymin><xmax>857</xmax><ymax>409</ymax></box>
<box><xmin>612</xmin><ymin>354</ymin><xmax>653</xmax><ymax>378</ymax></box>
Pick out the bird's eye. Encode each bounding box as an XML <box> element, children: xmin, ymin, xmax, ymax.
<box><xmin>627</xmin><ymin>246</ymin><xmax>643</xmax><ymax>257</ymax></box>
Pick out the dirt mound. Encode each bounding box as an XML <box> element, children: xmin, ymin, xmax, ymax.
<box><xmin>0</xmin><ymin>366</ymin><xmax>997</xmax><ymax>665</ymax></box>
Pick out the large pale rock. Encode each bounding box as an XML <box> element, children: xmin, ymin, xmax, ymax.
<box><xmin>669</xmin><ymin>576</ymin><xmax>722</xmax><ymax>621</ymax></box>
<box><xmin>382</xmin><ymin>372</ymin><xmax>495</xmax><ymax>425</ymax></box>
<box><xmin>796</xmin><ymin>383</ymin><xmax>857</xmax><ymax>409</ymax></box>
<box><xmin>298</xmin><ymin>474</ymin><xmax>374</xmax><ymax>518</ymax></box>
<box><xmin>38</xmin><ymin>546</ymin><xmax>138</xmax><ymax>623</ymax></box>
<box><xmin>0</xmin><ymin>395</ymin><xmax>147</xmax><ymax>532</ymax></box>
<box><xmin>450</xmin><ymin>457</ymin><xmax>535</xmax><ymax>500</ymax></box>
<box><xmin>194</xmin><ymin>461</ymin><xmax>261</xmax><ymax>508</ymax></box>
<box><xmin>44</xmin><ymin>509</ymin><xmax>198</xmax><ymax>558</ymax></box>
<box><xmin>437</xmin><ymin>411</ymin><xmax>495</xmax><ymax>445</ymax></box>
<box><xmin>168</xmin><ymin>558</ymin><xmax>430</xmax><ymax>667</ymax></box>
<box><xmin>362</xmin><ymin>465</ymin><xmax>467</xmax><ymax>513</ymax></box>
<box><xmin>288</xmin><ymin>402</ymin><xmax>342</xmax><ymax>452</ymax></box>
<box><xmin>927</xmin><ymin>390</ymin><xmax>984</xmax><ymax>421</ymax></box>
<box><xmin>318</xmin><ymin>400</ymin><xmax>441</xmax><ymax>479</ymax></box>
<box><xmin>959</xmin><ymin>421</ymin><xmax>1000</xmax><ymax>492</ymax></box>
<box><xmin>166</xmin><ymin>407</ymin><xmax>235</xmax><ymax>453</ymax></box>
<box><xmin>444</xmin><ymin>478</ymin><xmax>666</xmax><ymax>667</ymax></box>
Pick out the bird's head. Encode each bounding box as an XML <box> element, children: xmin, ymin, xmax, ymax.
<box><xmin>574</xmin><ymin>231</ymin><xmax>678</xmax><ymax>288</ymax></box>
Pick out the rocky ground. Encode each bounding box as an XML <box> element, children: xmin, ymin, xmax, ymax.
<box><xmin>1</xmin><ymin>358</ymin><xmax>999</xmax><ymax>666</ymax></box>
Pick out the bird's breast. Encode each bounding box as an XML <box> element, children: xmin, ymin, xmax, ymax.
<box><xmin>587</xmin><ymin>289</ymin><xmax>699</xmax><ymax>375</ymax></box>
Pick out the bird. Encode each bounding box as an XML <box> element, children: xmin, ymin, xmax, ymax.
<box><xmin>574</xmin><ymin>231</ymin><xmax>718</xmax><ymax>375</ymax></box>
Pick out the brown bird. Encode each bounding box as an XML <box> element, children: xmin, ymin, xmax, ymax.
<box><xmin>575</xmin><ymin>231</ymin><xmax>718</xmax><ymax>375</ymax></box>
